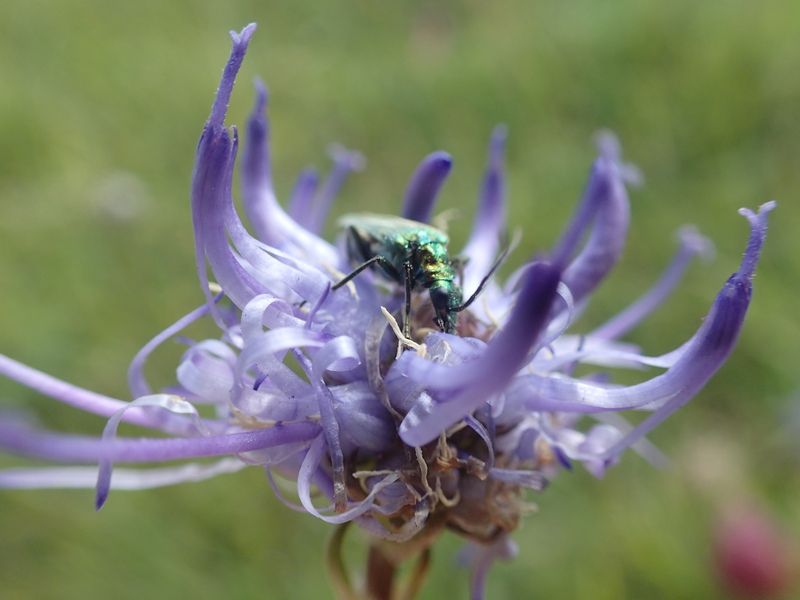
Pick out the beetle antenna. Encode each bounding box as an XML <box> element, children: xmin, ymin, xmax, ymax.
<box><xmin>455</xmin><ymin>245</ymin><xmax>510</xmax><ymax>312</ymax></box>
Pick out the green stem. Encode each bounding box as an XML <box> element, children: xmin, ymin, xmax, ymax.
<box><xmin>326</xmin><ymin>523</ymin><xmax>360</xmax><ymax>600</ymax></box>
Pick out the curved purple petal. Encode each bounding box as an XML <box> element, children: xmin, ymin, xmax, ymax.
<box><xmin>240</xmin><ymin>80</ymin><xmax>275</xmax><ymax>239</ymax></box>
<box><xmin>331</xmin><ymin>382</ymin><xmax>395</xmax><ymax>453</ymax></box>
<box><xmin>128</xmin><ymin>297</ymin><xmax>221</xmax><ymax>399</ymax></box>
<box><xmin>96</xmin><ymin>394</ymin><xmax>210</xmax><ymax>509</ymax></box>
<box><xmin>192</xmin><ymin>118</ymin><xmax>264</xmax><ymax>321</ymax></box>
<box><xmin>595</xmin><ymin>201</ymin><xmax>775</xmax><ymax>463</ymax></box>
<box><xmin>591</xmin><ymin>225</ymin><xmax>713</xmax><ymax>340</ymax></box>
<box><xmin>505</xmin><ymin>203</ymin><xmax>774</xmax><ymax>416</ymax></box>
<box><xmin>304</xmin><ymin>144</ymin><xmax>365</xmax><ymax>235</ymax></box>
<box><xmin>308</xmin><ymin>336</ymin><xmax>362</xmax><ymax>511</ymax></box>
<box><xmin>461</xmin><ymin>125</ymin><xmax>507</xmax><ymax>294</ymax></box>
<box><xmin>222</xmin><ymin>134</ymin><xmax>331</xmax><ymax>303</ymax></box>
<box><xmin>287</xmin><ymin>167</ymin><xmax>320</xmax><ymax>224</ymax></box>
<box><xmin>240</xmin><ymin>83</ymin><xmax>339</xmax><ymax>263</ymax></box>
<box><xmin>557</xmin><ymin>156</ymin><xmax>630</xmax><ymax>303</ymax></box>
<box><xmin>208</xmin><ymin>24</ymin><xmax>257</xmax><ymax>128</ymax></box>
<box><xmin>0</xmin><ymin>418</ymin><xmax>320</xmax><ymax>463</ymax></box>
<box><xmin>401</xmin><ymin>151</ymin><xmax>453</xmax><ymax>223</ymax></box>
<box><xmin>459</xmin><ymin>535</ymin><xmax>518</xmax><ymax>600</ymax></box>
<box><xmin>196</xmin><ymin>64</ymin><xmax>333</xmax><ymax>315</ymax></box>
<box><xmin>0</xmin><ymin>354</ymin><xmax>164</xmax><ymax>430</ymax></box>
<box><xmin>399</xmin><ymin>260</ymin><xmax>562</xmax><ymax>446</ymax></box>
<box><xmin>0</xmin><ymin>459</ymin><xmax>245</xmax><ymax>490</ymax></box>
<box><xmin>176</xmin><ymin>340</ymin><xmax>237</xmax><ymax>404</ymax></box>
<box><xmin>296</xmin><ymin>435</ymin><xmax>400</xmax><ymax>524</ymax></box>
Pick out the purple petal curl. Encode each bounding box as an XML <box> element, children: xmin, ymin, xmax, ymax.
<box><xmin>398</xmin><ymin>260</ymin><xmax>562</xmax><ymax>446</ymax></box>
<box><xmin>593</xmin><ymin>412</ymin><xmax>669</xmax><ymax>469</ymax></box>
<box><xmin>128</xmin><ymin>295</ymin><xmax>222</xmax><ymax>399</ymax></box>
<box><xmin>401</xmin><ymin>151</ymin><xmax>453</xmax><ymax>223</ymax></box>
<box><xmin>296</xmin><ymin>435</ymin><xmax>400</xmax><ymax>524</ymax></box>
<box><xmin>240</xmin><ymin>79</ymin><xmax>277</xmax><ymax>242</ymax></box>
<box><xmin>591</xmin><ymin>225</ymin><xmax>714</xmax><ymax>341</ymax></box>
<box><xmin>461</xmin><ymin>125</ymin><xmax>507</xmax><ymax>294</ymax></box>
<box><xmin>594</xmin><ymin>129</ymin><xmax>643</xmax><ymax>186</ymax></box>
<box><xmin>236</xmin><ymin>326</ymin><xmax>325</xmax><ymax>399</ymax></box>
<box><xmin>308</xmin><ymin>336</ymin><xmax>361</xmax><ymax>511</ymax></box>
<box><xmin>464</xmin><ymin>414</ymin><xmax>495</xmax><ymax>471</ymax></box>
<box><xmin>96</xmin><ymin>394</ymin><xmax>210</xmax><ymax>509</ymax></box>
<box><xmin>176</xmin><ymin>340</ymin><xmax>237</xmax><ymax>404</ymax></box>
<box><xmin>505</xmin><ymin>202</ymin><xmax>774</xmax><ymax>417</ymax></box>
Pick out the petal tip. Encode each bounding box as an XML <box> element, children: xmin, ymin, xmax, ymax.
<box><xmin>253</xmin><ymin>78</ymin><xmax>268</xmax><ymax>107</ymax></box>
<box><xmin>328</xmin><ymin>144</ymin><xmax>366</xmax><ymax>172</ymax></box>
<box><xmin>677</xmin><ymin>225</ymin><xmax>715</xmax><ymax>262</ymax></box>
<box><xmin>736</xmin><ymin>201</ymin><xmax>776</xmax><ymax>281</ymax></box>
<box><xmin>230</xmin><ymin>23</ymin><xmax>257</xmax><ymax>46</ymax></box>
<box><xmin>594</xmin><ymin>129</ymin><xmax>622</xmax><ymax>161</ymax></box>
<box><xmin>430</xmin><ymin>150</ymin><xmax>453</xmax><ymax>169</ymax></box>
<box><xmin>738</xmin><ymin>200</ymin><xmax>777</xmax><ymax>224</ymax></box>
<box><xmin>94</xmin><ymin>488</ymin><xmax>108</xmax><ymax>511</ymax></box>
<box><xmin>490</xmin><ymin>124</ymin><xmax>508</xmax><ymax>151</ymax></box>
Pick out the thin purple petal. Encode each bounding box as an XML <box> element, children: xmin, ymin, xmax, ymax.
<box><xmin>128</xmin><ymin>297</ymin><xmax>221</xmax><ymax>398</ymax></box>
<box><xmin>598</xmin><ymin>201</ymin><xmax>775</xmax><ymax>462</ymax></box>
<box><xmin>0</xmin><ymin>418</ymin><xmax>319</xmax><ymax>463</ymax></box>
<box><xmin>506</xmin><ymin>203</ymin><xmax>774</xmax><ymax>415</ymax></box>
<box><xmin>0</xmin><ymin>459</ymin><xmax>245</xmax><ymax>490</ymax></box>
<box><xmin>304</xmin><ymin>144</ymin><xmax>365</xmax><ymax>235</ymax></box>
<box><xmin>208</xmin><ymin>24</ymin><xmax>257</xmax><ymax>128</ymax></box>
<box><xmin>399</xmin><ymin>260</ymin><xmax>561</xmax><ymax>446</ymax></box>
<box><xmin>96</xmin><ymin>395</ymin><xmax>210</xmax><ymax>508</ymax></box>
<box><xmin>288</xmin><ymin>167</ymin><xmax>320</xmax><ymax>224</ymax></box>
<box><xmin>558</xmin><ymin>156</ymin><xmax>630</xmax><ymax>302</ymax></box>
<box><xmin>0</xmin><ymin>354</ymin><xmax>163</xmax><ymax>430</ymax></box>
<box><xmin>239</xmin><ymin>77</ymin><xmax>338</xmax><ymax>261</ymax></box>
<box><xmin>401</xmin><ymin>151</ymin><xmax>453</xmax><ymax>223</ymax></box>
<box><xmin>591</xmin><ymin>225</ymin><xmax>713</xmax><ymax>340</ymax></box>
<box><xmin>461</xmin><ymin>125</ymin><xmax>507</xmax><ymax>293</ymax></box>
<box><xmin>192</xmin><ymin>124</ymin><xmax>264</xmax><ymax>317</ymax></box>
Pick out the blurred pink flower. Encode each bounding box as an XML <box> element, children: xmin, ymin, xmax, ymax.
<box><xmin>713</xmin><ymin>505</ymin><xmax>797</xmax><ymax>599</ymax></box>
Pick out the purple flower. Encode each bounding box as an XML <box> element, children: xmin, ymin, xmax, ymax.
<box><xmin>0</xmin><ymin>23</ymin><xmax>775</xmax><ymax>599</ymax></box>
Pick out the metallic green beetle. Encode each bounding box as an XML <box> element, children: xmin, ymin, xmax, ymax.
<box><xmin>334</xmin><ymin>213</ymin><xmax>504</xmax><ymax>335</ymax></box>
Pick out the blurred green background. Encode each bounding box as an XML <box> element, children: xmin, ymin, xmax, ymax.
<box><xmin>1</xmin><ymin>1</ymin><xmax>799</xmax><ymax>598</ymax></box>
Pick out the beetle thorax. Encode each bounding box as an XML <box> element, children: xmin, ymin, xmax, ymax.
<box><xmin>417</xmin><ymin>243</ymin><xmax>455</xmax><ymax>287</ymax></box>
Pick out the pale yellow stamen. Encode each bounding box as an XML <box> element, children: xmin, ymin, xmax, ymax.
<box><xmin>381</xmin><ymin>306</ymin><xmax>427</xmax><ymax>358</ymax></box>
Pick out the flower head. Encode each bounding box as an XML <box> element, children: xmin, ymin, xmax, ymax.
<box><xmin>0</xmin><ymin>24</ymin><xmax>775</xmax><ymax>599</ymax></box>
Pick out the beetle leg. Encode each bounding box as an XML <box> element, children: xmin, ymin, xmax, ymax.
<box><xmin>332</xmin><ymin>255</ymin><xmax>391</xmax><ymax>290</ymax></box>
<box><xmin>403</xmin><ymin>260</ymin><xmax>414</xmax><ymax>339</ymax></box>
<box><xmin>456</xmin><ymin>244</ymin><xmax>510</xmax><ymax>312</ymax></box>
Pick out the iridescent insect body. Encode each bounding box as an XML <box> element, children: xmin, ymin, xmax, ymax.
<box><xmin>335</xmin><ymin>213</ymin><xmax>502</xmax><ymax>335</ymax></box>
